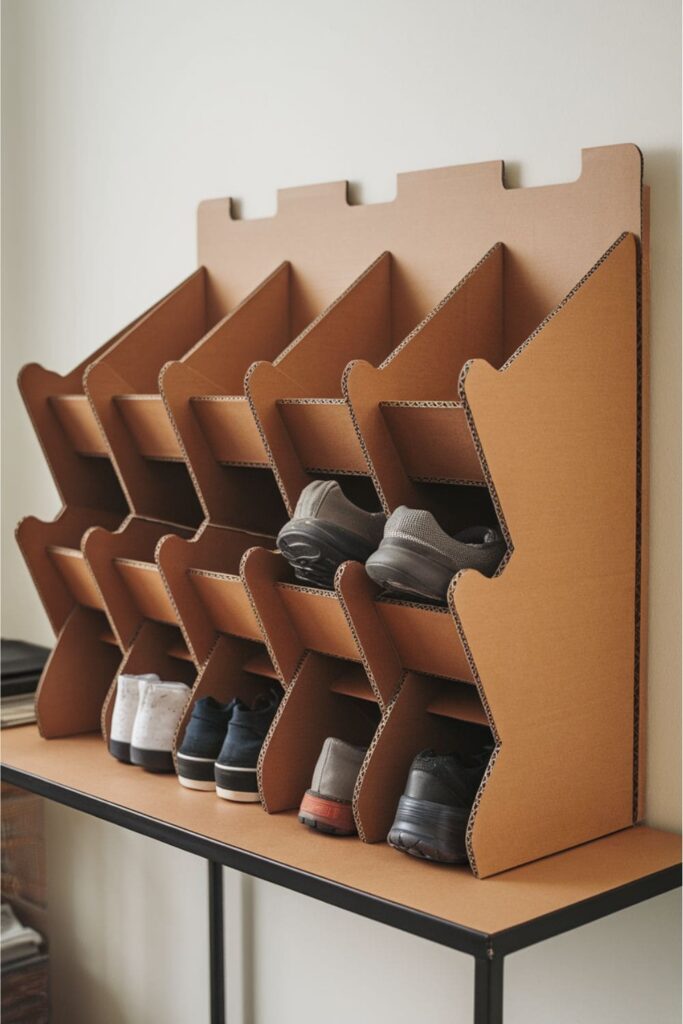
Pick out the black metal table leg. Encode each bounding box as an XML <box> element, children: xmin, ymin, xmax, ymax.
<box><xmin>208</xmin><ymin>860</ymin><xmax>226</xmax><ymax>1024</ymax></box>
<box><xmin>474</xmin><ymin>951</ymin><xmax>504</xmax><ymax>1024</ymax></box>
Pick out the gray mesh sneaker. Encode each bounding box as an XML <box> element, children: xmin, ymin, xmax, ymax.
<box><xmin>365</xmin><ymin>507</ymin><xmax>506</xmax><ymax>602</ymax></box>
<box><xmin>277</xmin><ymin>480</ymin><xmax>386</xmax><ymax>588</ymax></box>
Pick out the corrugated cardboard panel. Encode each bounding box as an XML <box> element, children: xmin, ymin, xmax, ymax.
<box><xmin>453</xmin><ymin>234</ymin><xmax>639</xmax><ymax>876</ymax></box>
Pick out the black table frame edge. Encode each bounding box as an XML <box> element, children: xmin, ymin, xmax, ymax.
<box><xmin>2</xmin><ymin>761</ymin><xmax>680</xmax><ymax>1024</ymax></box>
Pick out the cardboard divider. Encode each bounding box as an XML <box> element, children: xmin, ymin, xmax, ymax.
<box><xmin>355</xmin><ymin>673</ymin><xmax>492</xmax><ymax>843</ymax></box>
<box><xmin>245</xmin><ymin>553</ymin><xmax>407</xmax><ymax>814</ymax></box>
<box><xmin>449</xmin><ymin>233</ymin><xmax>640</xmax><ymax>877</ymax></box>
<box><xmin>154</xmin><ymin>523</ymin><xmax>285</xmax><ymax>754</ymax></box>
<box><xmin>16</xmin><ymin>506</ymin><xmax>124</xmax><ymax>633</ymax></box>
<box><xmin>159</xmin><ymin>263</ymin><xmax>294</xmax><ymax>534</ymax></box>
<box><xmin>257</xmin><ymin>652</ymin><xmax>382</xmax><ymax>814</ymax></box>
<box><xmin>344</xmin><ymin>244</ymin><xmax>503</xmax><ymax>513</ymax></box>
<box><xmin>245</xmin><ymin>253</ymin><xmax>394</xmax><ymax>515</ymax></box>
<box><xmin>34</xmin><ymin>606</ymin><xmax>124</xmax><ymax>739</ymax></box>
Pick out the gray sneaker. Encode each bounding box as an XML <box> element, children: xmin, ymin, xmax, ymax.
<box><xmin>365</xmin><ymin>507</ymin><xmax>506</xmax><ymax>603</ymax></box>
<box><xmin>298</xmin><ymin>737</ymin><xmax>367</xmax><ymax>835</ymax></box>
<box><xmin>277</xmin><ymin>481</ymin><xmax>386</xmax><ymax>588</ymax></box>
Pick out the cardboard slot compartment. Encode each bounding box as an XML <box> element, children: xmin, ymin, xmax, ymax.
<box><xmin>174</xmin><ymin>635</ymin><xmax>283</xmax><ymax>757</ymax></box>
<box><xmin>243</xmin><ymin>650</ymin><xmax>279</xmax><ymax>679</ymax></box>
<box><xmin>50</xmin><ymin>394</ymin><xmax>108</xmax><ymax>457</ymax></box>
<box><xmin>246</xmin><ymin>253</ymin><xmax>398</xmax><ymax>515</ymax></box>
<box><xmin>258</xmin><ymin>652</ymin><xmax>382</xmax><ymax>814</ymax></box>
<box><xmin>355</xmin><ymin>672</ymin><xmax>493</xmax><ymax>844</ymax></box>
<box><xmin>35</xmin><ymin>606</ymin><xmax>123</xmax><ymax>739</ymax></box>
<box><xmin>190</xmin><ymin>397</ymin><xmax>268</xmax><ymax>466</ymax></box>
<box><xmin>114</xmin><ymin>396</ymin><xmax>183</xmax><ymax>460</ymax></box>
<box><xmin>84</xmin><ymin>268</ymin><xmax>233</xmax><ymax>527</ymax></box>
<box><xmin>156</xmin><ymin>523</ymin><xmax>278</xmax><ymax>668</ymax></box>
<box><xmin>16</xmin><ymin>506</ymin><xmax>125</xmax><ymax>634</ymax></box>
<box><xmin>373</xmin><ymin>598</ymin><xmax>474</xmax><ymax>682</ymax></box>
<box><xmin>330</xmin><ymin>663</ymin><xmax>377</xmax><ymax>702</ymax></box>
<box><xmin>47</xmin><ymin>546</ymin><xmax>104</xmax><ymax>611</ymax></box>
<box><xmin>159</xmin><ymin>262</ymin><xmax>295</xmax><ymax>533</ymax></box>
<box><xmin>114</xmin><ymin>559</ymin><xmax>177</xmax><ymax>625</ymax></box>
<box><xmin>344</xmin><ymin>244</ymin><xmax>504</xmax><ymax>513</ymax></box>
<box><xmin>83</xmin><ymin>515</ymin><xmax>194</xmax><ymax>653</ymax></box>
<box><xmin>101</xmin><ymin>621</ymin><xmax>196</xmax><ymax>744</ymax></box>
<box><xmin>187</xmin><ymin>571</ymin><xmax>262</xmax><ymax>642</ymax></box>
<box><xmin>427</xmin><ymin>679</ymin><xmax>488</xmax><ymax>727</ymax></box>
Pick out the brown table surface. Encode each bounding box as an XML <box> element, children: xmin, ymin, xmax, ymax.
<box><xmin>2</xmin><ymin>725</ymin><xmax>680</xmax><ymax>939</ymax></box>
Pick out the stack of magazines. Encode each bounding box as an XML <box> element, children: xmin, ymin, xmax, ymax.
<box><xmin>1</xmin><ymin>640</ymin><xmax>49</xmax><ymax>729</ymax></box>
<box><xmin>0</xmin><ymin>904</ymin><xmax>43</xmax><ymax>966</ymax></box>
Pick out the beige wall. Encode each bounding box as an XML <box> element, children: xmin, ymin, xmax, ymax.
<box><xmin>2</xmin><ymin>0</ymin><xmax>680</xmax><ymax>1021</ymax></box>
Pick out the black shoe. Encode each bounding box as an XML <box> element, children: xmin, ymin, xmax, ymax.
<box><xmin>366</xmin><ymin>507</ymin><xmax>506</xmax><ymax>603</ymax></box>
<box><xmin>214</xmin><ymin>690</ymin><xmax>281</xmax><ymax>802</ymax></box>
<box><xmin>176</xmin><ymin>697</ymin><xmax>236</xmax><ymax>791</ymax></box>
<box><xmin>387</xmin><ymin>747</ymin><xmax>493</xmax><ymax>863</ymax></box>
<box><xmin>277</xmin><ymin>480</ymin><xmax>386</xmax><ymax>589</ymax></box>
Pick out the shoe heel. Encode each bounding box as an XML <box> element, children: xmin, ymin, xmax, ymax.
<box><xmin>387</xmin><ymin>795</ymin><xmax>470</xmax><ymax>863</ymax></box>
<box><xmin>298</xmin><ymin>791</ymin><xmax>356</xmax><ymax>835</ymax></box>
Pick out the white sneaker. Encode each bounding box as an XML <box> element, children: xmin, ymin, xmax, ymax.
<box><xmin>109</xmin><ymin>673</ymin><xmax>159</xmax><ymax>763</ymax></box>
<box><xmin>130</xmin><ymin>680</ymin><xmax>190</xmax><ymax>773</ymax></box>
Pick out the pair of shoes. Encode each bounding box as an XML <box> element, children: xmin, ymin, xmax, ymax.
<box><xmin>298</xmin><ymin>736</ymin><xmax>491</xmax><ymax>863</ymax></box>
<box><xmin>176</xmin><ymin>690</ymin><xmax>280</xmax><ymax>801</ymax></box>
<box><xmin>277</xmin><ymin>481</ymin><xmax>505</xmax><ymax>602</ymax></box>
<box><xmin>109</xmin><ymin>674</ymin><xmax>190</xmax><ymax>773</ymax></box>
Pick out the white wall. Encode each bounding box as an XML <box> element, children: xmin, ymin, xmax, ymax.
<box><xmin>2</xmin><ymin>0</ymin><xmax>680</xmax><ymax>1021</ymax></box>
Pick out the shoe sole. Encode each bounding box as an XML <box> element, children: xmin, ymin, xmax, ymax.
<box><xmin>178</xmin><ymin>776</ymin><xmax>216</xmax><ymax>791</ymax></box>
<box><xmin>214</xmin><ymin>764</ymin><xmax>259</xmax><ymax>802</ymax></box>
<box><xmin>129</xmin><ymin>746</ymin><xmax>175</xmax><ymax>773</ymax></box>
<box><xmin>277</xmin><ymin>519</ymin><xmax>375</xmax><ymax>589</ymax></box>
<box><xmin>298</xmin><ymin>790</ymin><xmax>356</xmax><ymax>835</ymax></box>
<box><xmin>109</xmin><ymin>739</ymin><xmax>132</xmax><ymax>764</ymax></box>
<box><xmin>176</xmin><ymin>752</ymin><xmax>216</xmax><ymax>788</ymax></box>
<box><xmin>366</xmin><ymin>545</ymin><xmax>455</xmax><ymax>603</ymax></box>
<box><xmin>215</xmin><ymin>787</ymin><xmax>261</xmax><ymax>803</ymax></box>
<box><xmin>386</xmin><ymin>795</ymin><xmax>469</xmax><ymax>864</ymax></box>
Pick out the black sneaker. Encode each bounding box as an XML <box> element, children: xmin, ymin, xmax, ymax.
<box><xmin>277</xmin><ymin>480</ymin><xmax>386</xmax><ymax>588</ymax></box>
<box><xmin>366</xmin><ymin>507</ymin><xmax>506</xmax><ymax>603</ymax></box>
<box><xmin>176</xmin><ymin>697</ymin><xmax>236</xmax><ymax>791</ymax></box>
<box><xmin>387</xmin><ymin>747</ymin><xmax>493</xmax><ymax>863</ymax></box>
<box><xmin>214</xmin><ymin>690</ymin><xmax>281</xmax><ymax>802</ymax></box>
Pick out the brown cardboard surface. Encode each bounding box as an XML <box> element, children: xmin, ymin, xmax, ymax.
<box><xmin>355</xmin><ymin>673</ymin><xmax>491</xmax><ymax>843</ymax></box>
<box><xmin>83</xmin><ymin>516</ymin><xmax>193</xmax><ymax>650</ymax></box>
<box><xmin>453</xmin><ymin>233</ymin><xmax>639</xmax><ymax>877</ymax></box>
<box><xmin>159</xmin><ymin>262</ymin><xmax>292</xmax><ymax>533</ymax></box>
<box><xmin>156</xmin><ymin>524</ymin><xmax>274</xmax><ymax>666</ymax></box>
<box><xmin>344</xmin><ymin>243</ymin><xmax>502</xmax><ymax>511</ymax></box>
<box><xmin>84</xmin><ymin>270</ymin><xmax>209</xmax><ymax>526</ymax></box>
<box><xmin>3</xmin><ymin>727</ymin><xmax>678</xmax><ymax>933</ymax></box>
<box><xmin>246</xmin><ymin>253</ymin><xmax>393</xmax><ymax>513</ymax></box>
<box><xmin>16</xmin><ymin>507</ymin><xmax>124</xmax><ymax>633</ymax></box>
<box><xmin>199</xmin><ymin>148</ymin><xmax>642</xmax><ymax>349</ymax></box>
<box><xmin>34</xmin><ymin>608</ymin><xmax>122</xmax><ymax>738</ymax></box>
<box><xmin>258</xmin><ymin>653</ymin><xmax>380</xmax><ymax>813</ymax></box>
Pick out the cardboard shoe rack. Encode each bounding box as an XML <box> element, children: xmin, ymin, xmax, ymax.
<box><xmin>17</xmin><ymin>144</ymin><xmax>648</xmax><ymax>878</ymax></box>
